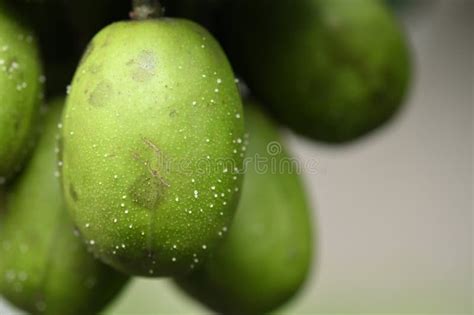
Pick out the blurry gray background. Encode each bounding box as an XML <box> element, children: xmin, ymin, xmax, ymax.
<box><xmin>1</xmin><ymin>0</ymin><xmax>472</xmax><ymax>314</ymax></box>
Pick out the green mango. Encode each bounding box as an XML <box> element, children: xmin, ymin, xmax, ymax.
<box><xmin>0</xmin><ymin>98</ymin><xmax>129</xmax><ymax>315</ymax></box>
<box><xmin>227</xmin><ymin>0</ymin><xmax>411</xmax><ymax>142</ymax></box>
<box><xmin>176</xmin><ymin>102</ymin><xmax>314</xmax><ymax>314</ymax></box>
<box><xmin>61</xmin><ymin>18</ymin><xmax>244</xmax><ymax>277</ymax></box>
<box><xmin>0</xmin><ymin>2</ymin><xmax>43</xmax><ymax>181</ymax></box>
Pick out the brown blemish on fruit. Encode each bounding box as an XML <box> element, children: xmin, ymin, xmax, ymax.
<box><xmin>69</xmin><ymin>184</ymin><xmax>78</xmax><ymax>202</ymax></box>
<box><xmin>128</xmin><ymin>50</ymin><xmax>156</xmax><ymax>82</ymax></box>
<box><xmin>129</xmin><ymin>137</ymin><xmax>169</xmax><ymax>210</ymax></box>
<box><xmin>89</xmin><ymin>80</ymin><xmax>113</xmax><ymax>107</ymax></box>
<box><xmin>13</xmin><ymin>118</ymin><xmax>20</xmax><ymax>132</ymax></box>
<box><xmin>88</xmin><ymin>63</ymin><xmax>103</xmax><ymax>74</ymax></box>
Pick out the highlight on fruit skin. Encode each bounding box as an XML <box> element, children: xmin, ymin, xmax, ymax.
<box><xmin>227</xmin><ymin>0</ymin><xmax>412</xmax><ymax>143</ymax></box>
<box><xmin>0</xmin><ymin>98</ymin><xmax>129</xmax><ymax>315</ymax></box>
<box><xmin>176</xmin><ymin>101</ymin><xmax>314</xmax><ymax>315</ymax></box>
<box><xmin>60</xmin><ymin>17</ymin><xmax>244</xmax><ymax>277</ymax></box>
<box><xmin>0</xmin><ymin>2</ymin><xmax>44</xmax><ymax>182</ymax></box>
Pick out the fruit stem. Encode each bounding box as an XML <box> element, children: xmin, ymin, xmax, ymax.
<box><xmin>130</xmin><ymin>0</ymin><xmax>162</xmax><ymax>20</ymax></box>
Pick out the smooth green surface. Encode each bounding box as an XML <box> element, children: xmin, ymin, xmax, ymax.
<box><xmin>228</xmin><ymin>0</ymin><xmax>411</xmax><ymax>142</ymax></box>
<box><xmin>0</xmin><ymin>3</ymin><xmax>43</xmax><ymax>180</ymax></box>
<box><xmin>0</xmin><ymin>98</ymin><xmax>129</xmax><ymax>315</ymax></box>
<box><xmin>176</xmin><ymin>103</ymin><xmax>313</xmax><ymax>314</ymax></box>
<box><xmin>61</xmin><ymin>18</ymin><xmax>244</xmax><ymax>277</ymax></box>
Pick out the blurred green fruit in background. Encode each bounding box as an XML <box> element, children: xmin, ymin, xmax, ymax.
<box><xmin>227</xmin><ymin>0</ymin><xmax>411</xmax><ymax>143</ymax></box>
<box><xmin>0</xmin><ymin>2</ymin><xmax>43</xmax><ymax>182</ymax></box>
<box><xmin>60</xmin><ymin>17</ymin><xmax>244</xmax><ymax>277</ymax></box>
<box><xmin>176</xmin><ymin>102</ymin><xmax>314</xmax><ymax>314</ymax></box>
<box><xmin>0</xmin><ymin>98</ymin><xmax>129</xmax><ymax>315</ymax></box>
<box><xmin>7</xmin><ymin>0</ymin><xmax>76</xmax><ymax>97</ymax></box>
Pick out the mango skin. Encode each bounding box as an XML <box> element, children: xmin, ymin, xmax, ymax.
<box><xmin>176</xmin><ymin>102</ymin><xmax>313</xmax><ymax>315</ymax></box>
<box><xmin>0</xmin><ymin>98</ymin><xmax>129</xmax><ymax>315</ymax></box>
<box><xmin>0</xmin><ymin>3</ymin><xmax>43</xmax><ymax>181</ymax></box>
<box><xmin>61</xmin><ymin>19</ymin><xmax>244</xmax><ymax>277</ymax></box>
<box><xmin>228</xmin><ymin>0</ymin><xmax>411</xmax><ymax>143</ymax></box>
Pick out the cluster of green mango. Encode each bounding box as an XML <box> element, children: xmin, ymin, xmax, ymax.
<box><xmin>0</xmin><ymin>0</ymin><xmax>410</xmax><ymax>314</ymax></box>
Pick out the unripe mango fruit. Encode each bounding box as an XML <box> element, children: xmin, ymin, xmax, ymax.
<box><xmin>61</xmin><ymin>18</ymin><xmax>244</xmax><ymax>277</ymax></box>
<box><xmin>176</xmin><ymin>102</ymin><xmax>314</xmax><ymax>314</ymax></box>
<box><xmin>227</xmin><ymin>0</ymin><xmax>411</xmax><ymax>142</ymax></box>
<box><xmin>0</xmin><ymin>3</ymin><xmax>43</xmax><ymax>181</ymax></box>
<box><xmin>0</xmin><ymin>98</ymin><xmax>129</xmax><ymax>315</ymax></box>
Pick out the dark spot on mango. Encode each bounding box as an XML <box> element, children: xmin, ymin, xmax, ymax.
<box><xmin>89</xmin><ymin>80</ymin><xmax>113</xmax><ymax>107</ymax></box>
<box><xmin>88</xmin><ymin>63</ymin><xmax>103</xmax><ymax>74</ymax></box>
<box><xmin>128</xmin><ymin>138</ymin><xmax>169</xmax><ymax>210</ymax></box>
<box><xmin>69</xmin><ymin>184</ymin><xmax>78</xmax><ymax>202</ymax></box>
<box><xmin>127</xmin><ymin>50</ymin><xmax>156</xmax><ymax>82</ymax></box>
<box><xmin>13</xmin><ymin>118</ymin><xmax>20</xmax><ymax>132</ymax></box>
